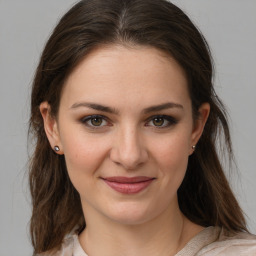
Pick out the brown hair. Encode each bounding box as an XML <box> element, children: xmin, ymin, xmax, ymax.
<box><xmin>29</xmin><ymin>0</ymin><xmax>247</xmax><ymax>254</ymax></box>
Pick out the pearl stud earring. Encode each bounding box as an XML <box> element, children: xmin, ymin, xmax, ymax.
<box><xmin>54</xmin><ymin>146</ymin><xmax>60</xmax><ymax>152</ymax></box>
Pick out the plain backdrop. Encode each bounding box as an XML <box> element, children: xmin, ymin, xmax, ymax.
<box><xmin>0</xmin><ymin>1</ymin><xmax>255</xmax><ymax>255</ymax></box>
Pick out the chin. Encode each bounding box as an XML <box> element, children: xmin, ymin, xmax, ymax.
<box><xmin>104</xmin><ymin>202</ymin><xmax>158</xmax><ymax>226</ymax></box>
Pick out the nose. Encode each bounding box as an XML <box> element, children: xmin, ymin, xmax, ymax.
<box><xmin>109</xmin><ymin>126</ymin><xmax>149</xmax><ymax>170</ymax></box>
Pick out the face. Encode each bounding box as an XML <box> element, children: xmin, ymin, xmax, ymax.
<box><xmin>41</xmin><ymin>45</ymin><xmax>209</xmax><ymax>225</ymax></box>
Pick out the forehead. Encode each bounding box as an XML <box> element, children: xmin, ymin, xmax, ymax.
<box><xmin>61</xmin><ymin>45</ymin><xmax>190</xmax><ymax>109</ymax></box>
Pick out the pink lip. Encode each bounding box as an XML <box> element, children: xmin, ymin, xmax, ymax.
<box><xmin>102</xmin><ymin>176</ymin><xmax>155</xmax><ymax>194</ymax></box>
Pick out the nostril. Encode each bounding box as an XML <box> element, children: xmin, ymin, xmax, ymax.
<box><xmin>109</xmin><ymin>130</ymin><xmax>149</xmax><ymax>169</ymax></box>
<box><xmin>110</xmin><ymin>150</ymin><xmax>149</xmax><ymax>170</ymax></box>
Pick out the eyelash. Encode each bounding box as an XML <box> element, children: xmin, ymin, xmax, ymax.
<box><xmin>80</xmin><ymin>114</ymin><xmax>178</xmax><ymax>130</ymax></box>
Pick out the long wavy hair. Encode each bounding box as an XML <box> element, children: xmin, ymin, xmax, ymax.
<box><xmin>29</xmin><ymin>0</ymin><xmax>247</xmax><ymax>254</ymax></box>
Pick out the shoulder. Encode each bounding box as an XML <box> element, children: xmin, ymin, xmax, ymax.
<box><xmin>176</xmin><ymin>226</ymin><xmax>256</xmax><ymax>256</ymax></box>
<box><xmin>198</xmin><ymin>228</ymin><xmax>256</xmax><ymax>256</ymax></box>
<box><xmin>36</xmin><ymin>235</ymin><xmax>74</xmax><ymax>256</ymax></box>
<box><xmin>37</xmin><ymin>233</ymin><xmax>87</xmax><ymax>256</ymax></box>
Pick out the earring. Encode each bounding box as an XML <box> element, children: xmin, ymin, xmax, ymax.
<box><xmin>54</xmin><ymin>146</ymin><xmax>60</xmax><ymax>152</ymax></box>
<box><xmin>192</xmin><ymin>145</ymin><xmax>196</xmax><ymax>150</ymax></box>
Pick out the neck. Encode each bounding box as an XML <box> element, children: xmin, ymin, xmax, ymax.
<box><xmin>79</xmin><ymin>199</ymin><xmax>202</xmax><ymax>256</ymax></box>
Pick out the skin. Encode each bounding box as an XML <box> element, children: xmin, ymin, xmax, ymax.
<box><xmin>40</xmin><ymin>45</ymin><xmax>210</xmax><ymax>256</ymax></box>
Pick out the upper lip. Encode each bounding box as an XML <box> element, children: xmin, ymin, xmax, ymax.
<box><xmin>102</xmin><ymin>176</ymin><xmax>155</xmax><ymax>183</ymax></box>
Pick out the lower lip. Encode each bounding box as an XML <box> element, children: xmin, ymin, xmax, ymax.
<box><xmin>103</xmin><ymin>179</ymin><xmax>154</xmax><ymax>194</ymax></box>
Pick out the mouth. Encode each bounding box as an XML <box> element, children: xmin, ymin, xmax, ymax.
<box><xmin>101</xmin><ymin>176</ymin><xmax>155</xmax><ymax>194</ymax></box>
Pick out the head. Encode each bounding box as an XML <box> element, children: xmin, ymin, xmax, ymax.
<box><xmin>29</xmin><ymin>0</ymin><xmax>246</xmax><ymax>254</ymax></box>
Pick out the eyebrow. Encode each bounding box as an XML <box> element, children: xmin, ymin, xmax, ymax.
<box><xmin>70</xmin><ymin>102</ymin><xmax>183</xmax><ymax>114</ymax></box>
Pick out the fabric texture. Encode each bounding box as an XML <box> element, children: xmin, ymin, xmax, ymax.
<box><xmin>49</xmin><ymin>226</ymin><xmax>256</xmax><ymax>256</ymax></box>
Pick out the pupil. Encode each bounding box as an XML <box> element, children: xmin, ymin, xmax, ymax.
<box><xmin>153</xmin><ymin>117</ymin><xmax>164</xmax><ymax>126</ymax></box>
<box><xmin>91</xmin><ymin>117</ymin><xmax>102</xmax><ymax>126</ymax></box>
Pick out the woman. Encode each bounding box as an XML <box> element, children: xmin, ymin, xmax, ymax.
<box><xmin>29</xmin><ymin>0</ymin><xmax>256</xmax><ymax>255</ymax></box>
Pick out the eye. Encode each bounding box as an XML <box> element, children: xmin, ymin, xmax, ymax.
<box><xmin>146</xmin><ymin>115</ymin><xmax>178</xmax><ymax>128</ymax></box>
<box><xmin>81</xmin><ymin>115</ymin><xmax>110</xmax><ymax>129</ymax></box>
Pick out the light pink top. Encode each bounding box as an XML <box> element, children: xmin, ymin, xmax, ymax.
<box><xmin>46</xmin><ymin>226</ymin><xmax>256</xmax><ymax>255</ymax></box>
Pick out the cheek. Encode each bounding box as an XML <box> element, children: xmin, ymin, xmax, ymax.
<box><xmin>150</xmin><ymin>132</ymin><xmax>190</xmax><ymax>185</ymax></box>
<box><xmin>153</xmin><ymin>131</ymin><xmax>190</xmax><ymax>162</ymax></box>
<box><xmin>60</xmin><ymin>127</ymin><xmax>110</xmax><ymax>184</ymax></box>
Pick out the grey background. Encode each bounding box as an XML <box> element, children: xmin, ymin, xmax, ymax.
<box><xmin>0</xmin><ymin>0</ymin><xmax>255</xmax><ymax>255</ymax></box>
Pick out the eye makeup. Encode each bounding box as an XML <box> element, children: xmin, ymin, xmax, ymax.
<box><xmin>80</xmin><ymin>114</ymin><xmax>179</xmax><ymax>130</ymax></box>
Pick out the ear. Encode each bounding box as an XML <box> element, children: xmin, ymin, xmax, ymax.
<box><xmin>190</xmin><ymin>103</ymin><xmax>210</xmax><ymax>155</ymax></box>
<box><xmin>39</xmin><ymin>102</ymin><xmax>63</xmax><ymax>154</ymax></box>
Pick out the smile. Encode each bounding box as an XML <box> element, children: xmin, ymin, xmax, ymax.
<box><xmin>101</xmin><ymin>176</ymin><xmax>155</xmax><ymax>194</ymax></box>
